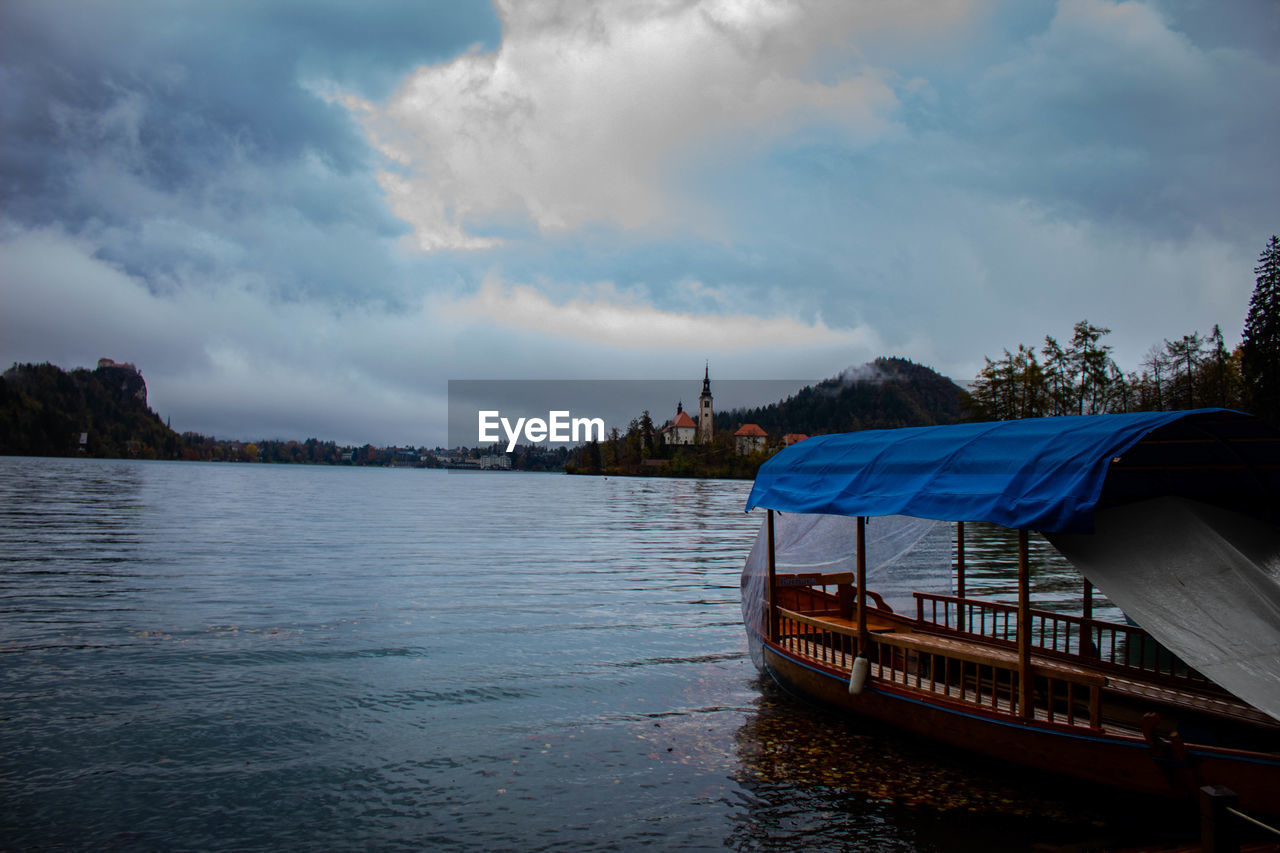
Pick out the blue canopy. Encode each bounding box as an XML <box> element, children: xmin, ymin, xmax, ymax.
<box><xmin>744</xmin><ymin>409</ymin><xmax>1277</xmax><ymax>533</ymax></box>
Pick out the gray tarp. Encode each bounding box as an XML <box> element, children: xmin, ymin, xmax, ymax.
<box><xmin>1049</xmin><ymin>497</ymin><xmax>1280</xmax><ymax>723</ymax></box>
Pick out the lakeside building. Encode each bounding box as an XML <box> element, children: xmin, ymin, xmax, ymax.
<box><xmin>734</xmin><ymin>423</ymin><xmax>768</xmax><ymax>455</ymax></box>
<box><xmin>662</xmin><ymin>403</ymin><xmax>698</xmax><ymax>445</ymax></box>
<box><xmin>660</xmin><ymin>365</ymin><xmax>716</xmax><ymax>444</ymax></box>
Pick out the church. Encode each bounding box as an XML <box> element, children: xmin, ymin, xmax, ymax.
<box><xmin>661</xmin><ymin>365</ymin><xmax>714</xmax><ymax>445</ymax></box>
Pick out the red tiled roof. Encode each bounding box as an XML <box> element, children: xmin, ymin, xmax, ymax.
<box><xmin>669</xmin><ymin>411</ymin><xmax>697</xmax><ymax>429</ymax></box>
<box><xmin>783</xmin><ymin>433</ymin><xmax>809</xmax><ymax>444</ymax></box>
<box><xmin>734</xmin><ymin>424</ymin><xmax>767</xmax><ymax>437</ymax></box>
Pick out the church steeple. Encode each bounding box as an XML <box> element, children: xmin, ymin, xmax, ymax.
<box><xmin>698</xmin><ymin>362</ymin><xmax>713</xmax><ymax>443</ymax></box>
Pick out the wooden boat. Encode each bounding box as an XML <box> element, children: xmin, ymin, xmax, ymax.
<box><xmin>741</xmin><ymin>409</ymin><xmax>1280</xmax><ymax>816</ymax></box>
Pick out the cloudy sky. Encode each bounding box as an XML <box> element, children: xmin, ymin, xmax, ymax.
<box><xmin>2</xmin><ymin>0</ymin><xmax>1277</xmax><ymax>445</ymax></box>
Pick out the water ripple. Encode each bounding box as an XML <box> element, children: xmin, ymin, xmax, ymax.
<box><xmin>1</xmin><ymin>459</ymin><xmax>1155</xmax><ymax>851</ymax></box>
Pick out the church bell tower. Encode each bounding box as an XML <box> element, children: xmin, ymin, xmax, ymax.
<box><xmin>698</xmin><ymin>363</ymin><xmax>713</xmax><ymax>443</ymax></box>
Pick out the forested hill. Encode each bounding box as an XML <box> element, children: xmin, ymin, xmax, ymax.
<box><xmin>713</xmin><ymin>357</ymin><xmax>964</xmax><ymax>436</ymax></box>
<box><xmin>0</xmin><ymin>361</ymin><xmax>182</xmax><ymax>458</ymax></box>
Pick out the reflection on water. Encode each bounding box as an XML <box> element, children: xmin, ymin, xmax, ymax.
<box><xmin>723</xmin><ymin>678</ymin><xmax>1198</xmax><ymax>852</ymax></box>
<box><xmin>1</xmin><ymin>458</ymin><xmax>1185</xmax><ymax>851</ymax></box>
<box><xmin>734</xmin><ymin>682</ymin><xmax>1081</xmax><ymax>818</ymax></box>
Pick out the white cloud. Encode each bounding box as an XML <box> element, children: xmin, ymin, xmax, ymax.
<box><xmin>0</xmin><ymin>226</ymin><xmax>883</xmax><ymax>442</ymax></box>
<box><xmin>0</xmin><ymin>226</ymin><xmax>453</xmax><ymax>443</ymax></box>
<box><xmin>345</xmin><ymin>0</ymin><xmax>976</xmax><ymax>250</ymax></box>
<box><xmin>445</xmin><ymin>274</ymin><xmax>876</xmax><ymax>352</ymax></box>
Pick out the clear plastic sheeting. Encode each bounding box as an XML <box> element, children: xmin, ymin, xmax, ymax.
<box><xmin>1049</xmin><ymin>497</ymin><xmax>1280</xmax><ymax>723</ymax></box>
<box><xmin>741</xmin><ymin>512</ymin><xmax>952</xmax><ymax>671</ymax></box>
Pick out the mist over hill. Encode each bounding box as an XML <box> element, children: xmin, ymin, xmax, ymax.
<box><xmin>713</xmin><ymin>357</ymin><xmax>964</xmax><ymax>436</ymax></box>
<box><xmin>3</xmin><ymin>356</ymin><xmax>964</xmax><ymax>467</ymax></box>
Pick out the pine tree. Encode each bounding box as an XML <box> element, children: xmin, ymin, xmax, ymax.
<box><xmin>1200</xmin><ymin>324</ymin><xmax>1239</xmax><ymax>409</ymax></box>
<box><xmin>638</xmin><ymin>410</ymin><xmax>655</xmax><ymax>456</ymax></box>
<box><xmin>1067</xmin><ymin>320</ymin><xmax>1119</xmax><ymax>415</ymax></box>
<box><xmin>1041</xmin><ymin>335</ymin><xmax>1071</xmax><ymax>416</ymax></box>
<box><xmin>1165</xmin><ymin>332</ymin><xmax>1205</xmax><ymax>409</ymax></box>
<box><xmin>1242</xmin><ymin>235</ymin><xmax>1280</xmax><ymax>425</ymax></box>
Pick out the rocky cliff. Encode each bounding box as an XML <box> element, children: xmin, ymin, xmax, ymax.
<box><xmin>0</xmin><ymin>360</ymin><xmax>176</xmax><ymax>458</ymax></box>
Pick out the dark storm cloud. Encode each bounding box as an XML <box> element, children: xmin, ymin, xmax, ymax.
<box><xmin>2</xmin><ymin>0</ymin><xmax>1277</xmax><ymax>445</ymax></box>
<box><xmin>957</xmin><ymin>0</ymin><xmax>1280</xmax><ymax>240</ymax></box>
<box><xmin>0</xmin><ymin>0</ymin><xmax>498</xmax><ymax>298</ymax></box>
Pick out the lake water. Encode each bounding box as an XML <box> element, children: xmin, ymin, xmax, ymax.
<box><xmin>1</xmin><ymin>458</ymin><xmax>1181</xmax><ymax>851</ymax></box>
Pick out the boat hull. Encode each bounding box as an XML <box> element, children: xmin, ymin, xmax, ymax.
<box><xmin>761</xmin><ymin>639</ymin><xmax>1280</xmax><ymax>816</ymax></box>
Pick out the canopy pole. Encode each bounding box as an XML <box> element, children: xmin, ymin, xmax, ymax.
<box><xmin>955</xmin><ymin>521</ymin><xmax>966</xmax><ymax>632</ymax></box>
<box><xmin>857</xmin><ymin>516</ymin><xmax>869</xmax><ymax>656</ymax></box>
<box><xmin>1017</xmin><ymin>529</ymin><xmax>1032</xmax><ymax>720</ymax></box>
<box><xmin>767</xmin><ymin>509</ymin><xmax>778</xmax><ymax>643</ymax></box>
<box><xmin>1081</xmin><ymin>577</ymin><xmax>1096</xmax><ymax>658</ymax></box>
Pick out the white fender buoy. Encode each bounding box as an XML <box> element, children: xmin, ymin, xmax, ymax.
<box><xmin>848</xmin><ymin>654</ymin><xmax>869</xmax><ymax>695</ymax></box>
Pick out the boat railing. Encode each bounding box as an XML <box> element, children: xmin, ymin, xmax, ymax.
<box><xmin>774</xmin><ymin>606</ymin><xmax>1103</xmax><ymax>730</ymax></box>
<box><xmin>874</xmin><ymin>632</ymin><xmax>1104</xmax><ymax>730</ymax></box>
<box><xmin>913</xmin><ymin>592</ymin><xmax>1214</xmax><ymax>691</ymax></box>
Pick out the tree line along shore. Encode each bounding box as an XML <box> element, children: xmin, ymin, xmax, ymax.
<box><xmin>4</xmin><ymin>236</ymin><xmax>1277</xmax><ymax>476</ymax></box>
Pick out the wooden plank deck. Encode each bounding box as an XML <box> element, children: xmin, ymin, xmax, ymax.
<box><xmin>777</xmin><ymin>614</ymin><xmax>1280</xmax><ymax>733</ymax></box>
<box><xmin>1103</xmin><ymin>673</ymin><xmax>1280</xmax><ymax>729</ymax></box>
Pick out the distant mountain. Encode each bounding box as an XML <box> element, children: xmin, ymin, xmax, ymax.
<box><xmin>0</xmin><ymin>361</ymin><xmax>181</xmax><ymax>458</ymax></box>
<box><xmin>713</xmin><ymin>357</ymin><xmax>964</xmax><ymax>436</ymax></box>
